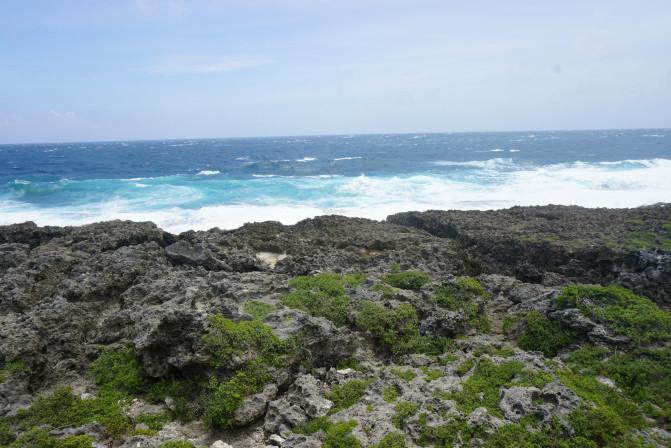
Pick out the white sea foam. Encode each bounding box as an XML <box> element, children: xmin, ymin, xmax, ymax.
<box><xmin>3</xmin><ymin>158</ymin><xmax>670</xmax><ymax>233</ymax></box>
<box><xmin>490</xmin><ymin>149</ymin><xmax>504</xmax><ymax>152</ymax></box>
<box><xmin>196</xmin><ymin>170</ymin><xmax>220</xmax><ymax>176</ymax></box>
<box><xmin>509</xmin><ymin>149</ymin><xmax>520</xmax><ymax>152</ymax></box>
<box><xmin>643</xmin><ymin>134</ymin><xmax>665</xmax><ymax>138</ymax></box>
<box><xmin>296</xmin><ymin>157</ymin><xmax>316</xmax><ymax>162</ymax></box>
<box><xmin>333</xmin><ymin>156</ymin><xmax>363</xmax><ymax>161</ymax></box>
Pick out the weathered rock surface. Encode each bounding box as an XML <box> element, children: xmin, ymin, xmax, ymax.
<box><xmin>0</xmin><ymin>204</ymin><xmax>669</xmax><ymax>447</ymax></box>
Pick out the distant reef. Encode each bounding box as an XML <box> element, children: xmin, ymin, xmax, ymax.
<box><xmin>1</xmin><ymin>204</ymin><xmax>670</xmax><ymax>448</ymax></box>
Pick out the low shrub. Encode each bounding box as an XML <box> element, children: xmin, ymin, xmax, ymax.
<box><xmin>383</xmin><ymin>270</ymin><xmax>430</xmax><ymax>291</ymax></box>
<box><xmin>281</xmin><ymin>273</ymin><xmax>361</xmax><ymax>326</ymax></box>
<box><xmin>323</xmin><ymin>420</ymin><xmax>361</xmax><ymax>448</ymax></box>
<box><xmin>382</xmin><ymin>385</ymin><xmax>400</xmax><ymax>402</ymax></box>
<box><xmin>392</xmin><ymin>401</ymin><xmax>418</xmax><ymax>429</ymax></box>
<box><xmin>242</xmin><ymin>300</ymin><xmax>274</xmax><ymax>320</ymax></box>
<box><xmin>516</xmin><ymin>311</ymin><xmax>576</xmax><ymax>357</ymax></box>
<box><xmin>0</xmin><ymin>361</ymin><xmax>30</xmax><ymax>384</ymax></box>
<box><xmin>557</xmin><ymin>284</ymin><xmax>671</xmax><ymax>343</ymax></box>
<box><xmin>160</xmin><ymin>441</ymin><xmax>196</xmax><ymax>448</ymax></box>
<box><xmin>326</xmin><ymin>379</ymin><xmax>371</xmax><ymax>412</ymax></box>
<box><xmin>434</xmin><ymin>277</ymin><xmax>491</xmax><ymax>332</ymax></box>
<box><xmin>390</xmin><ymin>368</ymin><xmax>417</xmax><ymax>381</ymax></box>
<box><xmin>89</xmin><ymin>345</ymin><xmax>144</xmax><ymax>394</ymax></box>
<box><xmin>371</xmin><ymin>432</ymin><xmax>407</xmax><ymax>448</ymax></box>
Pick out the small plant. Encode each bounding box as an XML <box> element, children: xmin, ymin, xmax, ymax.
<box><xmin>516</xmin><ymin>311</ymin><xmax>576</xmax><ymax>357</ymax></box>
<box><xmin>455</xmin><ymin>359</ymin><xmax>474</xmax><ymax>376</ymax></box>
<box><xmin>446</xmin><ymin>359</ymin><xmax>524</xmax><ymax>416</ymax></box>
<box><xmin>420</xmin><ymin>366</ymin><xmax>443</xmax><ymax>381</ymax></box>
<box><xmin>355</xmin><ymin>301</ymin><xmax>448</xmax><ymax>356</ymax></box>
<box><xmin>372</xmin><ymin>432</ymin><xmax>407</xmax><ymax>448</ymax></box>
<box><xmin>383</xmin><ymin>385</ymin><xmax>400</xmax><ymax>402</ymax></box>
<box><xmin>323</xmin><ymin>420</ymin><xmax>361</xmax><ymax>448</ymax></box>
<box><xmin>135</xmin><ymin>412</ymin><xmax>170</xmax><ymax>431</ymax></box>
<box><xmin>0</xmin><ymin>360</ymin><xmax>30</xmax><ymax>384</ymax></box>
<box><xmin>242</xmin><ymin>300</ymin><xmax>274</xmax><ymax>320</ymax></box>
<box><xmin>434</xmin><ymin>277</ymin><xmax>491</xmax><ymax>333</ymax></box>
<box><xmin>390</xmin><ymin>368</ymin><xmax>417</xmax><ymax>381</ymax></box>
<box><xmin>383</xmin><ymin>270</ymin><xmax>430</xmax><ymax>291</ymax></box>
<box><xmin>89</xmin><ymin>345</ymin><xmax>144</xmax><ymax>394</ymax></box>
<box><xmin>161</xmin><ymin>441</ymin><xmax>196</xmax><ymax>448</ymax></box>
<box><xmin>392</xmin><ymin>401</ymin><xmax>418</xmax><ymax>428</ymax></box>
<box><xmin>295</xmin><ymin>416</ymin><xmax>332</xmax><ymax>434</ymax></box>
<box><xmin>15</xmin><ymin>387</ymin><xmax>131</xmax><ymax>439</ymax></box>
<box><xmin>326</xmin><ymin>379</ymin><xmax>371</xmax><ymax>412</ymax></box>
<box><xmin>281</xmin><ymin>273</ymin><xmax>356</xmax><ymax>326</ymax></box>
<box><xmin>557</xmin><ymin>284</ymin><xmax>671</xmax><ymax>343</ymax></box>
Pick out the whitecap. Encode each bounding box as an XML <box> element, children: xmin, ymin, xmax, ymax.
<box><xmin>196</xmin><ymin>170</ymin><xmax>220</xmax><ymax>176</ymax></box>
<box><xmin>333</xmin><ymin>156</ymin><xmax>363</xmax><ymax>161</ymax></box>
<box><xmin>643</xmin><ymin>134</ymin><xmax>665</xmax><ymax>138</ymax></box>
<box><xmin>509</xmin><ymin>149</ymin><xmax>521</xmax><ymax>152</ymax></box>
<box><xmin>296</xmin><ymin>157</ymin><xmax>316</xmax><ymax>162</ymax></box>
<box><xmin>490</xmin><ymin>149</ymin><xmax>504</xmax><ymax>152</ymax></box>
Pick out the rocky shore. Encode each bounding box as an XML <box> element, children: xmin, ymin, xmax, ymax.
<box><xmin>1</xmin><ymin>204</ymin><xmax>670</xmax><ymax>448</ymax></box>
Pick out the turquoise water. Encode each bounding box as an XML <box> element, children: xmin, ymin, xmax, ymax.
<box><xmin>1</xmin><ymin>130</ymin><xmax>670</xmax><ymax>232</ymax></box>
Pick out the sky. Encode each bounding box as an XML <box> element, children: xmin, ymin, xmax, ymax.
<box><xmin>0</xmin><ymin>0</ymin><xmax>670</xmax><ymax>143</ymax></box>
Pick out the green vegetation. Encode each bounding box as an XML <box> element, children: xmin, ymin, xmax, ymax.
<box><xmin>444</xmin><ymin>359</ymin><xmax>527</xmax><ymax>416</ymax></box>
<box><xmin>382</xmin><ymin>268</ymin><xmax>430</xmax><ymax>291</ymax></box>
<box><xmin>434</xmin><ymin>277</ymin><xmax>491</xmax><ymax>332</ymax></box>
<box><xmin>372</xmin><ymin>283</ymin><xmax>399</xmax><ymax>299</ymax></box>
<box><xmin>390</xmin><ymin>368</ymin><xmax>417</xmax><ymax>381</ymax></box>
<box><xmin>242</xmin><ymin>300</ymin><xmax>274</xmax><ymax>320</ymax></box>
<box><xmin>454</xmin><ymin>358</ymin><xmax>474</xmax><ymax>376</ymax></box>
<box><xmin>557</xmin><ymin>284</ymin><xmax>671</xmax><ymax>343</ymax></box>
<box><xmin>567</xmin><ymin>345</ymin><xmax>671</xmax><ymax>426</ymax></box>
<box><xmin>628</xmin><ymin>228</ymin><xmax>671</xmax><ymax>251</ymax></box>
<box><xmin>0</xmin><ymin>361</ymin><xmax>30</xmax><ymax>385</ymax></box>
<box><xmin>281</xmin><ymin>273</ymin><xmax>364</xmax><ymax>326</ymax></box>
<box><xmin>14</xmin><ymin>387</ymin><xmax>130</xmax><ymax>439</ymax></box>
<box><xmin>420</xmin><ymin>366</ymin><xmax>443</xmax><ymax>381</ymax></box>
<box><xmin>89</xmin><ymin>345</ymin><xmax>144</xmax><ymax>394</ymax></box>
<box><xmin>160</xmin><ymin>441</ymin><xmax>196</xmax><ymax>448</ymax></box>
<box><xmin>515</xmin><ymin>311</ymin><xmax>576</xmax><ymax>357</ymax></box>
<box><xmin>382</xmin><ymin>385</ymin><xmax>400</xmax><ymax>402</ymax></box>
<box><xmin>355</xmin><ymin>301</ymin><xmax>451</xmax><ymax>357</ymax></box>
<box><xmin>202</xmin><ymin>315</ymin><xmax>293</xmax><ymax>429</ymax></box>
<box><xmin>295</xmin><ymin>416</ymin><xmax>332</xmax><ymax>435</ymax></box>
<box><xmin>392</xmin><ymin>401</ymin><xmax>418</xmax><ymax>429</ymax></box>
<box><xmin>1</xmin><ymin>427</ymin><xmax>95</xmax><ymax>448</ymax></box>
<box><xmin>335</xmin><ymin>358</ymin><xmax>366</xmax><ymax>372</ymax></box>
<box><xmin>146</xmin><ymin>377</ymin><xmax>202</xmax><ymax>422</ymax></box>
<box><xmin>473</xmin><ymin>344</ymin><xmax>515</xmax><ymax>357</ymax></box>
<box><xmin>323</xmin><ymin>420</ymin><xmax>361</xmax><ymax>448</ymax></box>
<box><xmin>371</xmin><ymin>432</ymin><xmax>407</xmax><ymax>448</ymax></box>
<box><xmin>135</xmin><ymin>412</ymin><xmax>170</xmax><ymax>431</ymax></box>
<box><xmin>326</xmin><ymin>379</ymin><xmax>371</xmax><ymax>412</ymax></box>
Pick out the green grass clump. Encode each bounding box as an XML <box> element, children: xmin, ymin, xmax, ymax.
<box><xmin>392</xmin><ymin>401</ymin><xmax>418</xmax><ymax>429</ymax></box>
<box><xmin>382</xmin><ymin>385</ymin><xmax>400</xmax><ymax>402</ymax></box>
<box><xmin>2</xmin><ymin>427</ymin><xmax>95</xmax><ymax>448</ymax></box>
<box><xmin>420</xmin><ymin>366</ymin><xmax>443</xmax><ymax>381</ymax></box>
<box><xmin>434</xmin><ymin>277</ymin><xmax>491</xmax><ymax>333</ymax></box>
<box><xmin>335</xmin><ymin>358</ymin><xmax>366</xmax><ymax>372</ymax></box>
<box><xmin>473</xmin><ymin>345</ymin><xmax>515</xmax><ymax>357</ymax></box>
<box><xmin>135</xmin><ymin>412</ymin><xmax>170</xmax><ymax>431</ymax></box>
<box><xmin>628</xmin><ymin>230</ymin><xmax>671</xmax><ymax>251</ymax></box>
<box><xmin>146</xmin><ymin>377</ymin><xmax>202</xmax><ymax>422</ymax></box>
<box><xmin>323</xmin><ymin>420</ymin><xmax>361</xmax><ymax>448</ymax></box>
<box><xmin>515</xmin><ymin>311</ymin><xmax>576</xmax><ymax>357</ymax></box>
<box><xmin>326</xmin><ymin>379</ymin><xmax>371</xmax><ymax>412</ymax></box>
<box><xmin>281</xmin><ymin>273</ymin><xmax>361</xmax><ymax>326</ymax></box>
<box><xmin>446</xmin><ymin>359</ymin><xmax>524</xmax><ymax>416</ymax></box>
<box><xmin>0</xmin><ymin>418</ymin><xmax>14</xmax><ymax>445</ymax></box>
<box><xmin>371</xmin><ymin>432</ymin><xmax>407</xmax><ymax>448</ymax></box>
<box><xmin>382</xmin><ymin>269</ymin><xmax>430</xmax><ymax>291</ymax></box>
<box><xmin>242</xmin><ymin>300</ymin><xmax>274</xmax><ymax>320</ymax></box>
<box><xmin>355</xmin><ymin>301</ymin><xmax>450</xmax><ymax>356</ymax></box>
<box><xmin>557</xmin><ymin>284</ymin><xmax>671</xmax><ymax>343</ymax></box>
<box><xmin>160</xmin><ymin>441</ymin><xmax>196</xmax><ymax>448</ymax></box>
<box><xmin>567</xmin><ymin>345</ymin><xmax>671</xmax><ymax>426</ymax></box>
<box><xmin>294</xmin><ymin>416</ymin><xmax>332</xmax><ymax>434</ymax></box>
<box><xmin>89</xmin><ymin>345</ymin><xmax>144</xmax><ymax>394</ymax></box>
<box><xmin>454</xmin><ymin>358</ymin><xmax>474</xmax><ymax>376</ymax></box>
<box><xmin>15</xmin><ymin>387</ymin><xmax>130</xmax><ymax>440</ymax></box>
<box><xmin>0</xmin><ymin>361</ymin><xmax>30</xmax><ymax>384</ymax></box>
<box><xmin>390</xmin><ymin>368</ymin><xmax>417</xmax><ymax>381</ymax></box>
<box><xmin>202</xmin><ymin>315</ymin><xmax>292</xmax><ymax>429</ymax></box>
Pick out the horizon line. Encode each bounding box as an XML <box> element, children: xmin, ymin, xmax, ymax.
<box><xmin>1</xmin><ymin>125</ymin><xmax>669</xmax><ymax>147</ymax></box>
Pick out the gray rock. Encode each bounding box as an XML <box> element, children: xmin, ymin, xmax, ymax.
<box><xmin>264</xmin><ymin>374</ymin><xmax>332</xmax><ymax>434</ymax></box>
<box><xmin>233</xmin><ymin>383</ymin><xmax>278</xmax><ymax>426</ymax></box>
<box><xmin>166</xmin><ymin>240</ymin><xmax>224</xmax><ymax>270</ymax></box>
<box><xmin>499</xmin><ymin>386</ymin><xmax>540</xmax><ymax>422</ymax></box>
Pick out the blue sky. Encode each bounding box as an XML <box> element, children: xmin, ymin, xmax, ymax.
<box><xmin>1</xmin><ymin>0</ymin><xmax>670</xmax><ymax>143</ymax></box>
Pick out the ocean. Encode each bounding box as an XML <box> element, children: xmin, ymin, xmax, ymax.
<box><xmin>1</xmin><ymin>129</ymin><xmax>670</xmax><ymax>233</ymax></box>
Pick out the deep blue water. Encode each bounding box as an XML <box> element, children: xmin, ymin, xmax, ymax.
<box><xmin>1</xmin><ymin>129</ymin><xmax>670</xmax><ymax>232</ymax></box>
